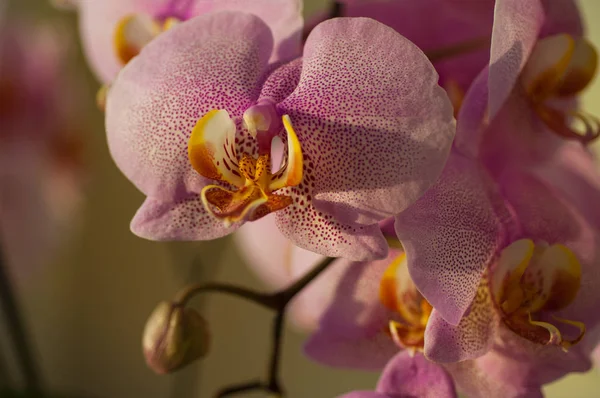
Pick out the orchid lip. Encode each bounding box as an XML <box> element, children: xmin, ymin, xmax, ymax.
<box><xmin>492</xmin><ymin>239</ymin><xmax>585</xmax><ymax>350</ymax></box>
<box><xmin>521</xmin><ymin>34</ymin><xmax>599</xmax><ymax>144</ymax></box>
<box><xmin>379</xmin><ymin>253</ymin><xmax>432</xmax><ymax>351</ymax></box>
<box><xmin>188</xmin><ymin>108</ymin><xmax>303</xmax><ymax>225</ymax></box>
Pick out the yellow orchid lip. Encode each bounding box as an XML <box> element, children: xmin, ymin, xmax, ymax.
<box><xmin>492</xmin><ymin>239</ymin><xmax>585</xmax><ymax>350</ymax></box>
<box><xmin>521</xmin><ymin>34</ymin><xmax>599</xmax><ymax>144</ymax></box>
<box><xmin>113</xmin><ymin>13</ymin><xmax>181</xmax><ymax>65</ymax></box>
<box><xmin>379</xmin><ymin>253</ymin><xmax>432</xmax><ymax>351</ymax></box>
<box><xmin>188</xmin><ymin>109</ymin><xmax>303</xmax><ymax>225</ymax></box>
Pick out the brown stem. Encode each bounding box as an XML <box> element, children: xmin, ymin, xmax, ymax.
<box><xmin>175</xmin><ymin>256</ymin><xmax>336</xmax><ymax>397</ymax></box>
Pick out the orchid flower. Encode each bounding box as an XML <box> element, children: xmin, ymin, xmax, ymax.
<box><xmin>454</xmin><ymin>0</ymin><xmax>597</xmax><ymax>157</ymax></box>
<box><xmin>393</xmin><ymin>97</ymin><xmax>600</xmax><ymax>398</ymax></box>
<box><xmin>105</xmin><ymin>13</ymin><xmax>454</xmax><ymax>260</ymax></box>
<box><xmin>70</xmin><ymin>0</ymin><xmax>303</xmax><ymax>84</ymax></box>
<box><xmin>0</xmin><ymin>20</ymin><xmax>85</xmax><ymax>282</ymax></box>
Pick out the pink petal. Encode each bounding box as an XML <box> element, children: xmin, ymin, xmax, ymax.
<box><xmin>376</xmin><ymin>352</ymin><xmax>457</xmax><ymax>398</ymax></box>
<box><xmin>130</xmin><ymin>196</ymin><xmax>237</xmax><ymax>240</ymax></box>
<box><xmin>275</xmin><ymin>199</ymin><xmax>388</xmax><ymax>261</ymax></box>
<box><xmin>453</xmin><ymin>66</ymin><xmax>489</xmax><ymax>159</ymax></box>
<box><xmin>424</xmin><ymin>277</ymin><xmax>499</xmax><ymax>362</ymax></box>
<box><xmin>395</xmin><ymin>153</ymin><xmax>507</xmax><ymax>325</ymax></box>
<box><xmin>258</xmin><ymin>58</ymin><xmax>302</xmax><ymax>104</ymax></box>
<box><xmin>279</xmin><ymin>17</ymin><xmax>454</xmax><ymax>226</ymax></box>
<box><xmin>533</xmin><ymin>142</ymin><xmax>600</xmax><ymax>233</ymax></box>
<box><xmin>303</xmin><ymin>255</ymin><xmax>397</xmax><ymax>370</ymax></box>
<box><xmin>488</xmin><ymin>0</ymin><xmax>544</xmax><ymax>119</ymax></box>
<box><xmin>478</xmin><ymin>90</ymin><xmax>562</xmax><ymax>179</ymax></box>
<box><xmin>190</xmin><ymin>0</ymin><xmax>303</xmax><ymax>63</ymax></box>
<box><xmin>106</xmin><ymin>12</ymin><xmax>273</xmax><ymax>201</ymax></box>
<box><xmin>445</xmin><ymin>353</ymin><xmax>545</xmax><ymax>398</ymax></box>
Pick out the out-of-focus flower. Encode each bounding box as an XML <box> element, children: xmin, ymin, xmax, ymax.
<box><xmin>68</xmin><ymin>0</ymin><xmax>303</xmax><ymax>84</ymax></box>
<box><xmin>105</xmin><ymin>14</ymin><xmax>454</xmax><ymax>260</ymax></box>
<box><xmin>334</xmin><ymin>0</ymin><xmax>495</xmax><ymax>97</ymax></box>
<box><xmin>0</xmin><ymin>18</ymin><xmax>85</xmax><ymax>282</ymax></box>
<box><xmin>142</xmin><ymin>301</ymin><xmax>210</xmax><ymax>374</ymax></box>
<box><xmin>339</xmin><ymin>351</ymin><xmax>456</xmax><ymax>398</ymax></box>
<box><xmin>455</xmin><ymin>0</ymin><xmax>596</xmax><ymax>159</ymax></box>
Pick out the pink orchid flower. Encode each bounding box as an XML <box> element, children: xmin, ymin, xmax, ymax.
<box><xmin>69</xmin><ymin>0</ymin><xmax>303</xmax><ymax>84</ymax></box>
<box><xmin>298</xmin><ymin>147</ymin><xmax>597</xmax><ymax>397</ymax></box>
<box><xmin>455</xmin><ymin>0</ymin><xmax>596</xmax><ymax>157</ymax></box>
<box><xmin>0</xmin><ymin>19</ymin><xmax>85</xmax><ymax>282</ymax></box>
<box><xmin>105</xmin><ymin>13</ymin><xmax>454</xmax><ymax>260</ymax></box>
<box><xmin>235</xmin><ymin>0</ymin><xmax>590</xmax><ymax>310</ymax></box>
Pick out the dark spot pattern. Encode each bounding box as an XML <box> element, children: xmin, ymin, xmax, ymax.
<box><xmin>396</xmin><ymin>153</ymin><xmax>506</xmax><ymax>325</ymax></box>
<box><xmin>106</xmin><ymin>12</ymin><xmax>273</xmax><ymax>201</ymax></box>
<box><xmin>279</xmin><ymin>18</ymin><xmax>455</xmax><ymax>225</ymax></box>
<box><xmin>425</xmin><ymin>273</ymin><xmax>499</xmax><ymax>362</ymax></box>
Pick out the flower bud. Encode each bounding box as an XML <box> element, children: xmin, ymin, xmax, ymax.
<box><xmin>142</xmin><ymin>301</ymin><xmax>209</xmax><ymax>374</ymax></box>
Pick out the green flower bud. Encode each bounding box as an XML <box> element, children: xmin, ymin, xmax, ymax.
<box><xmin>142</xmin><ymin>301</ymin><xmax>209</xmax><ymax>374</ymax></box>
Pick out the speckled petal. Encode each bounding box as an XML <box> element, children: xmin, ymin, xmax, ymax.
<box><xmin>279</xmin><ymin>17</ymin><xmax>454</xmax><ymax>226</ymax></box>
<box><xmin>376</xmin><ymin>352</ymin><xmax>457</xmax><ymax>398</ymax></box>
<box><xmin>106</xmin><ymin>12</ymin><xmax>273</xmax><ymax>201</ymax></box>
<box><xmin>275</xmin><ymin>199</ymin><xmax>388</xmax><ymax>260</ymax></box>
<box><xmin>130</xmin><ymin>196</ymin><xmax>238</xmax><ymax>240</ymax></box>
<box><xmin>190</xmin><ymin>0</ymin><xmax>303</xmax><ymax>63</ymax></box>
<box><xmin>395</xmin><ymin>152</ymin><xmax>506</xmax><ymax>325</ymax></box>
<box><xmin>424</xmin><ymin>278</ymin><xmax>499</xmax><ymax>363</ymax></box>
<box><xmin>304</xmin><ymin>254</ymin><xmax>397</xmax><ymax>370</ymax></box>
<box><xmin>488</xmin><ymin>0</ymin><xmax>544</xmax><ymax>118</ymax></box>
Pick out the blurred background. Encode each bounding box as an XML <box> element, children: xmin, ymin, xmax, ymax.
<box><xmin>0</xmin><ymin>0</ymin><xmax>599</xmax><ymax>397</ymax></box>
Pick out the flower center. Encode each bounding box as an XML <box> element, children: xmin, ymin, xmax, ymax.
<box><xmin>521</xmin><ymin>34</ymin><xmax>599</xmax><ymax>144</ymax></box>
<box><xmin>379</xmin><ymin>252</ymin><xmax>432</xmax><ymax>351</ymax></box>
<box><xmin>491</xmin><ymin>239</ymin><xmax>585</xmax><ymax>350</ymax></box>
<box><xmin>188</xmin><ymin>102</ymin><xmax>303</xmax><ymax>226</ymax></box>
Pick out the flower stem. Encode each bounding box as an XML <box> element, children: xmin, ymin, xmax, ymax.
<box><xmin>0</xmin><ymin>244</ymin><xmax>42</xmax><ymax>393</ymax></box>
<box><xmin>174</xmin><ymin>282</ymin><xmax>277</xmax><ymax>309</ymax></box>
<box><xmin>202</xmin><ymin>256</ymin><xmax>336</xmax><ymax>397</ymax></box>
